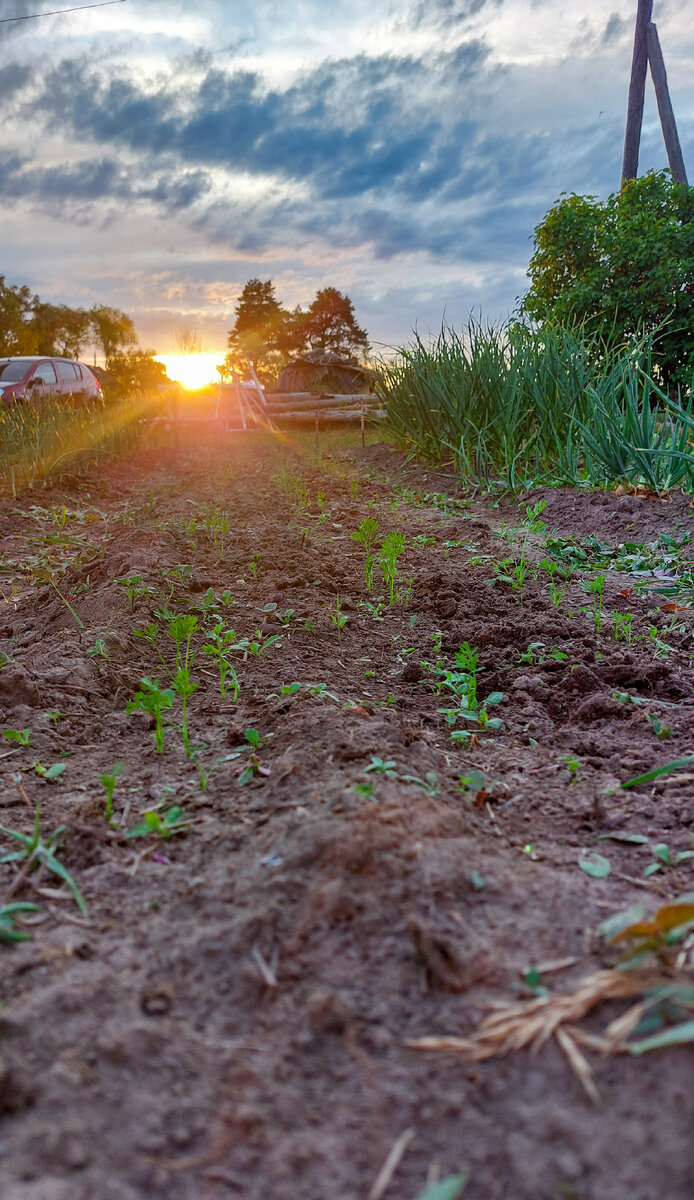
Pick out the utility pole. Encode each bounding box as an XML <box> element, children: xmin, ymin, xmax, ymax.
<box><xmin>646</xmin><ymin>22</ymin><xmax>688</xmax><ymax>185</ymax></box>
<box><xmin>621</xmin><ymin>0</ymin><xmax>688</xmax><ymax>186</ymax></box>
<box><xmin>621</xmin><ymin>0</ymin><xmax>653</xmax><ymax>184</ymax></box>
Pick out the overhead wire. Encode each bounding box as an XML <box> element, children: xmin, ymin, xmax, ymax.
<box><xmin>0</xmin><ymin>0</ymin><xmax>126</xmax><ymax>24</ymax></box>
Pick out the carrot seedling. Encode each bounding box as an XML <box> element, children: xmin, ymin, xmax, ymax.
<box><xmin>127</xmin><ymin>677</ymin><xmax>175</xmax><ymax>753</ymax></box>
<box><xmin>172</xmin><ymin>668</ymin><xmax>198</xmax><ymax>756</ymax></box>
<box><xmin>101</xmin><ymin>762</ymin><xmax>125</xmax><ymax>823</ymax></box>
<box><xmin>328</xmin><ymin>595</ymin><xmax>348</xmax><ymax>636</ymax></box>
<box><xmin>352</xmin><ymin>517</ymin><xmax>379</xmax><ymax>590</ymax></box>
<box><xmin>379</xmin><ymin>530</ymin><xmax>406</xmax><ymax>604</ymax></box>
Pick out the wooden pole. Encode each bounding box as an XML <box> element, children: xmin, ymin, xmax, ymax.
<box><xmin>647</xmin><ymin>22</ymin><xmax>688</xmax><ymax>185</ymax></box>
<box><xmin>622</xmin><ymin>0</ymin><xmax>653</xmax><ymax>185</ymax></box>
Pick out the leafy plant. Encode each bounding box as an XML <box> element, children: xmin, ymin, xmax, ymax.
<box><xmin>201</xmin><ymin>624</ymin><xmax>241</xmax><ymax>699</ymax></box>
<box><xmin>2</xmin><ymin>728</ymin><xmax>31</xmax><ymax>746</ymax></box>
<box><xmin>35</xmin><ymin>762</ymin><xmax>66</xmax><ymax>781</ymax></box>
<box><xmin>353</xmin><ymin>516</ymin><xmax>379</xmax><ymax>590</ymax></box>
<box><xmin>0</xmin><ymin>803</ymin><xmax>87</xmax><ymax>915</ymax></box>
<box><xmin>126</xmin><ymin>805</ymin><xmax>189</xmax><ymax>839</ymax></box>
<box><xmin>613</xmin><ymin>611</ymin><xmax>633</xmax><ymax>644</ymax></box>
<box><xmin>328</xmin><ymin>595</ymin><xmax>348</xmax><ymax>635</ymax></box>
<box><xmin>101</xmin><ymin>762</ymin><xmax>125</xmax><ymax>823</ymax></box>
<box><xmin>172</xmin><ymin>667</ymin><xmax>198</xmax><ymax>756</ymax></box>
<box><xmin>379</xmin><ymin>530</ymin><xmax>406</xmax><ymax>604</ymax></box>
<box><xmin>364</xmin><ymin>756</ymin><xmax>397</xmax><ymax>777</ymax></box>
<box><xmin>643</xmin><ymin>843</ymin><xmax>694</xmax><ymax>877</ymax></box>
<box><xmin>87</xmin><ymin>636</ymin><xmax>109</xmax><ymax>659</ymax></box>
<box><xmin>127</xmin><ymin>677</ymin><xmax>176</xmax><ymax>753</ymax></box>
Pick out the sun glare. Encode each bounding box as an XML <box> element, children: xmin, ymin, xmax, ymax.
<box><xmin>155</xmin><ymin>353</ymin><xmax>223</xmax><ymax>391</ymax></box>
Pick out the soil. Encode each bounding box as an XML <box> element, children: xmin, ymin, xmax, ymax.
<box><xmin>1</xmin><ymin>431</ymin><xmax>694</xmax><ymax>1200</ymax></box>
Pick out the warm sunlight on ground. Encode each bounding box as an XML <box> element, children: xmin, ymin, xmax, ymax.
<box><xmin>155</xmin><ymin>353</ymin><xmax>225</xmax><ymax>390</ymax></box>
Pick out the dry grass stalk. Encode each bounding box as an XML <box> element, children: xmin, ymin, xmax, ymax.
<box><xmin>406</xmin><ymin>968</ymin><xmax>672</xmax><ymax>1103</ymax></box>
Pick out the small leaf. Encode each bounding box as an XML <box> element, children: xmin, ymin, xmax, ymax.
<box><xmin>653</xmin><ymin>843</ymin><xmax>671</xmax><ymax>863</ymax></box>
<box><xmin>579</xmin><ymin>852</ymin><xmax>611</xmax><ymax>879</ymax></box>
<box><xmin>414</xmin><ymin>1175</ymin><xmax>470</xmax><ymax>1200</ymax></box>
<box><xmin>597</xmin><ymin>832</ymin><xmax>649</xmax><ymax>845</ymax></box>
<box><xmin>629</xmin><ymin>1020</ymin><xmax>694</xmax><ymax>1055</ymax></box>
<box><xmin>621</xmin><ymin>755</ymin><xmax>694</xmax><ymax>789</ymax></box>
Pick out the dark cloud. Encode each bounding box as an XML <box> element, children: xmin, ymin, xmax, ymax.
<box><xmin>30</xmin><ymin>40</ymin><xmax>491</xmax><ymax>211</ymax></box>
<box><xmin>409</xmin><ymin>0</ymin><xmax>504</xmax><ymax>30</ymax></box>
<box><xmin>0</xmin><ymin>151</ymin><xmax>209</xmax><ymax>217</ymax></box>
<box><xmin>0</xmin><ymin>62</ymin><xmax>32</xmax><ymax>98</ymax></box>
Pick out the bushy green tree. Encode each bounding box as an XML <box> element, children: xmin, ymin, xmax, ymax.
<box><xmin>302</xmin><ymin>287</ymin><xmax>369</xmax><ymax>359</ymax></box>
<box><xmin>226</xmin><ymin>279</ymin><xmax>369</xmax><ymax>384</ymax></box>
<box><xmin>106</xmin><ymin>350</ymin><xmax>169</xmax><ymax>398</ymax></box>
<box><xmin>522</xmin><ymin>171</ymin><xmax>694</xmax><ymax>386</ymax></box>
<box><xmin>0</xmin><ymin>276</ymin><xmax>36</xmax><ymax>355</ymax></box>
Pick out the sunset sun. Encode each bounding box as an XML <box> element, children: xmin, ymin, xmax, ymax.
<box><xmin>154</xmin><ymin>353</ymin><xmax>224</xmax><ymax>390</ymax></box>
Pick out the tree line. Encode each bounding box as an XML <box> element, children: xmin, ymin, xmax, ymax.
<box><xmin>0</xmin><ymin>276</ymin><xmax>167</xmax><ymax>395</ymax></box>
<box><xmin>224</xmin><ymin>281</ymin><xmax>369</xmax><ymax>384</ymax></box>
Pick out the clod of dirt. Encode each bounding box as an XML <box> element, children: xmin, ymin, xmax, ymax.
<box><xmin>305</xmin><ymin>987</ymin><xmax>354</xmax><ymax>1034</ymax></box>
<box><xmin>0</xmin><ymin>664</ymin><xmax>39</xmax><ymax>708</ymax></box>
<box><xmin>0</xmin><ymin>1054</ymin><xmax>35</xmax><ymax>1114</ymax></box>
<box><xmin>401</xmin><ymin>663</ymin><xmax>424</xmax><ymax>683</ymax></box>
<box><xmin>407</xmin><ymin>914</ymin><xmax>489</xmax><ymax>992</ymax></box>
<box><xmin>140</xmin><ymin>983</ymin><xmax>174</xmax><ymax>1016</ymax></box>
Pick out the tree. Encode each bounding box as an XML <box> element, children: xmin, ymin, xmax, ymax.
<box><xmin>174</xmin><ymin>325</ymin><xmax>206</xmax><ymax>355</ymax></box>
<box><xmin>226</xmin><ymin>279</ymin><xmax>289</xmax><ymax>382</ymax></box>
<box><xmin>301</xmin><ymin>288</ymin><xmax>369</xmax><ymax>359</ymax></box>
<box><xmin>106</xmin><ymin>349</ymin><xmax>169</xmax><ymax>397</ymax></box>
<box><xmin>90</xmin><ymin>305</ymin><xmax>138</xmax><ymax>364</ymax></box>
<box><xmin>522</xmin><ymin>171</ymin><xmax>694</xmax><ymax>386</ymax></box>
<box><xmin>0</xmin><ymin>276</ymin><xmax>36</xmax><ymax>355</ymax></box>
<box><xmin>32</xmin><ymin>302</ymin><xmax>91</xmax><ymax>358</ymax></box>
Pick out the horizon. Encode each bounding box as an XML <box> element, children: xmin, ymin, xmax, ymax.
<box><xmin>1</xmin><ymin>0</ymin><xmax>692</xmax><ymax>358</ymax></box>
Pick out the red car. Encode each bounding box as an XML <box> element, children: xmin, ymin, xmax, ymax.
<box><xmin>0</xmin><ymin>357</ymin><xmax>103</xmax><ymax>405</ymax></box>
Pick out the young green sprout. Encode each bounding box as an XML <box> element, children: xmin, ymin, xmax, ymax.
<box><xmin>101</xmin><ymin>762</ymin><xmax>125</xmax><ymax>823</ymax></box>
<box><xmin>329</xmin><ymin>595</ymin><xmax>348</xmax><ymax>636</ymax></box>
<box><xmin>0</xmin><ymin>803</ymin><xmax>87</xmax><ymax>915</ymax></box>
<box><xmin>127</xmin><ymin>677</ymin><xmax>175</xmax><ymax>753</ymax></box>
<box><xmin>172</xmin><ymin>667</ymin><xmax>199</xmax><ymax>756</ymax></box>
<box><xmin>2</xmin><ymin>729</ymin><xmax>31</xmax><ymax>746</ymax></box>
<box><xmin>352</xmin><ymin>517</ymin><xmax>379</xmax><ymax>590</ymax></box>
<box><xmin>126</xmin><ymin>805</ymin><xmax>189</xmax><ymax>839</ymax></box>
<box><xmin>379</xmin><ymin>530</ymin><xmax>406</xmax><ymax>605</ymax></box>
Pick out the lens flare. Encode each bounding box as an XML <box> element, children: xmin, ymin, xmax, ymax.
<box><xmin>155</xmin><ymin>354</ymin><xmax>224</xmax><ymax>390</ymax></box>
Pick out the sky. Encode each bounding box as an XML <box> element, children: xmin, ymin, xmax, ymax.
<box><xmin>1</xmin><ymin>0</ymin><xmax>693</xmax><ymax>358</ymax></box>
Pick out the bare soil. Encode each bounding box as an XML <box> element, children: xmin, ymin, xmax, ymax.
<box><xmin>1</xmin><ymin>431</ymin><xmax>694</xmax><ymax>1200</ymax></box>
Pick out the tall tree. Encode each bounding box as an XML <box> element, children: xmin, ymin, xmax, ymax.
<box><xmin>32</xmin><ymin>302</ymin><xmax>91</xmax><ymax>358</ymax></box>
<box><xmin>301</xmin><ymin>288</ymin><xmax>369</xmax><ymax>359</ymax></box>
<box><xmin>90</xmin><ymin>305</ymin><xmax>137</xmax><ymax>364</ymax></box>
<box><xmin>0</xmin><ymin>276</ymin><xmax>36</xmax><ymax>355</ymax></box>
<box><xmin>522</xmin><ymin>171</ymin><xmax>694</xmax><ymax>386</ymax></box>
<box><xmin>226</xmin><ymin>279</ymin><xmax>290</xmax><ymax>382</ymax></box>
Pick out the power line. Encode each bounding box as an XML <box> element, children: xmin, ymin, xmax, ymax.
<box><xmin>0</xmin><ymin>0</ymin><xmax>126</xmax><ymax>24</ymax></box>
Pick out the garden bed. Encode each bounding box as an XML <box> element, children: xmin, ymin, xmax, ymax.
<box><xmin>1</xmin><ymin>431</ymin><xmax>693</xmax><ymax>1200</ymax></box>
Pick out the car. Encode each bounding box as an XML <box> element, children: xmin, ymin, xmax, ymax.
<box><xmin>0</xmin><ymin>356</ymin><xmax>104</xmax><ymax>406</ymax></box>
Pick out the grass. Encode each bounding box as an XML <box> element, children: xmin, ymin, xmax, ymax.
<box><xmin>376</xmin><ymin>319</ymin><xmax>694</xmax><ymax>494</ymax></box>
<box><xmin>0</xmin><ymin>393</ymin><xmax>163</xmax><ymax>496</ymax></box>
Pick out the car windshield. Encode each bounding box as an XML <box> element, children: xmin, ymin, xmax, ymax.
<box><xmin>0</xmin><ymin>360</ymin><xmax>35</xmax><ymax>382</ymax></box>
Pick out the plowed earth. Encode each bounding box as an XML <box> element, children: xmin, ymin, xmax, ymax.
<box><xmin>1</xmin><ymin>431</ymin><xmax>694</xmax><ymax>1200</ymax></box>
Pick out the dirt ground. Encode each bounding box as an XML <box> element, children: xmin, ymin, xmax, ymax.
<box><xmin>1</xmin><ymin>429</ymin><xmax>694</xmax><ymax>1200</ymax></box>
